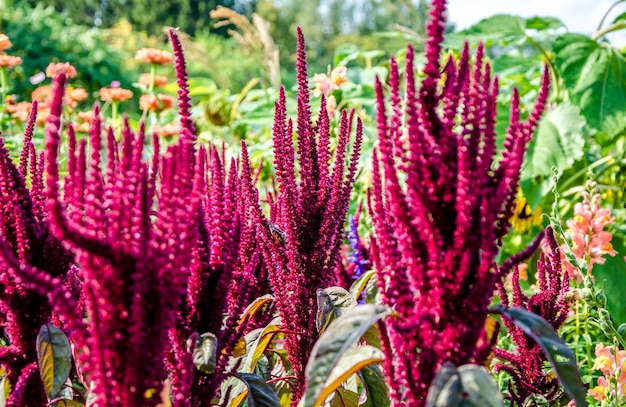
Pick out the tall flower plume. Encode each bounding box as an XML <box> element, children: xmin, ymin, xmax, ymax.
<box><xmin>166</xmin><ymin>145</ymin><xmax>261</xmax><ymax>407</ymax></box>
<box><xmin>241</xmin><ymin>27</ymin><xmax>362</xmax><ymax>403</ymax></box>
<box><xmin>369</xmin><ymin>0</ymin><xmax>549</xmax><ymax>404</ymax></box>
<box><xmin>0</xmin><ymin>100</ymin><xmax>74</xmax><ymax>407</ymax></box>
<box><xmin>494</xmin><ymin>226</ymin><xmax>570</xmax><ymax>404</ymax></box>
<box><xmin>1</xmin><ymin>29</ymin><xmax>200</xmax><ymax>406</ymax></box>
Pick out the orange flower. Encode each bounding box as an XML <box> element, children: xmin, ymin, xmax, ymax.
<box><xmin>99</xmin><ymin>87</ymin><xmax>133</xmax><ymax>102</ymax></box>
<box><xmin>139</xmin><ymin>94</ymin><xmax>175</xmax><ymax>112</ymax></box>
<box><xmin>0</xmin><ymin>54</ymin><xmax>22</xmax><ymax>68</ymax></box>
<box><xmin>135</xmin><ymin>48</ymin><xmax>173</xmax><ymax>65</ymax></box>
<box><xmin>66</xmin><ymin>87</ymin><xmax>88</xmax><ymax>102</ymax></box>
<box><xmin>152</xmin><ymin>123</ymin><xmax>181</xmax><ymax>138</ymax></box>
<box><xmin>138</xmin><ymin>73</ymin><xmax>168</xmax><ymax>87</ymax></box>
<box><xmin>45</xmin><ymin>62</ymin><xmax>77</xmax><ymax>79</ymax></box>
<box><xmin>35</xmin><ymin>107</ymin><xmax>50</xmax><ymax>126</ymax></box>
<box><xmin>31</xmin><ymin>86</ymin><xmax>52</xmax><ymax>104</ymax></box>
<box><xmin>5</xmin><ymin>101</ymin><xmax>31</xmax><ymax>122</ymax></box>
<box><xmin>74</xmin><ymin>110</ymin><xmax>98</xmax><ymax>133</ymax></box>
<box><xmin>0</xmin><ymin>34</ymin><xmax>12</xmax><ymax>51</ymax></box>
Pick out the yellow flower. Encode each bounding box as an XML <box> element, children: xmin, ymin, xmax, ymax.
<box><xmin>511</xmin><ymin>192</ymin><xmax>542</xmax><ymax>233</ymax></box>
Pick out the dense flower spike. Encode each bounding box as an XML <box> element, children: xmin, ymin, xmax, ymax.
<box><xmin>166</xmin><ymin>146</ymin><xmax>260</xmax><ymax>407</ymax></box>
<box><xmin>241</xmin><ymin>28</ymin><xmax>362</xmax><ymax>404</ymax></box>
<box><xmin>494</xmin><ymin>226</ymin><xmax>570</xmax><ymax>405</ymax></box>
<box><xmin>0</xmin><ymin>100</ymin><xmax>73</xmax><ymax>407</ymax></box>
<box><xmin>369</xmin><ymin>0</ymin><xmax>549</xmax><ymax>404</ymax></box>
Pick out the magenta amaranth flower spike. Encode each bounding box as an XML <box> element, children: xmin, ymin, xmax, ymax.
<box><xmin>166</xmin><ymin>146</ymin><xmax>261</xmax><ymax>407</ymax></box>
<box><xmin>369</xmin><ymin>0</ymin><xmax>550</xmax><ymax>404</ymax></box>
<box><xmin>494</xmin><ymin>226</ymin><xmax>570</xmax><ymax>405</ymax></box>
<box><xmin>0</xmin><ymin>68</ymin><xmax>199</xmax><ymax>407</ymax></box>
<box><xmin>0</xmin><ymin>100</ymin><xmax>74</xmax><ymax>407</ymax></box>
<box><xmin>241</xmin><ymin>28</ymin><xmax>362</xmax><ymax>403</ymax></box>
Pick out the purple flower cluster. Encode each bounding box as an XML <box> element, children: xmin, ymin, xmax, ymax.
<box><xmin>240</xmin><ymin>28</ymin><xmax>362</xmax><ymax>404</ymax></box>
<box><xmin>495</xmin><ymin>226</ymin><xmax>570</xmax><ymax>405</ymax></box>
<box><xmin>369</xmin><ymin>0</ymin><xmax>549</xmax><ymax>404</ymax></box>
<box><xmin>0</xmin><ymin>100</ymin><xmax>73</xmax><ymax>407</ymax></box>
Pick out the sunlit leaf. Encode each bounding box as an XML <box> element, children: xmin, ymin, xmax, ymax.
<box><xmin>299</xmin><ymin>304</ymin><xmax>393</xmax><ymax>407</ymax></box>
<box><xmin>36</xmin><ymin>324</ymin><xmax>72</xmax><ymax>401</ymax></box>
<box><xmin>232</xmin><ymin>337</ymin><xmax>247</xmax><ymax>358</ymax></box>
<box><xmin>553</xmin><ymin>33</ymin><xmax>626</xmax><ymax>137</ymax></box>
<box><xmin>349</xmin><ymin>270</ymin><xmax>375</xmax><ymax>301</ymax></box>
<box><xmin>426</xmin><ymin>363</ymin><xmax>504</xmax><ymax>407</ymax></box>
<box><xmin>316</xmin><ymin>287</ymin><xmax>357</xmax><ymax>333</ymax></box>
<box><xmin>240</xmin><ymin>294</ymin><xmax>274</xmax><ymax>325</ymax></box>
<box><xmin>493</xmin><ymin>307</ymin><xmax>588</xmax><ymax>407</ymax></box>
<box><xmin>247</xmin><ymin>318</ymin><xmax>282</xmax><ymax>373</ymax></box>
<box><xmin>55</xmin><ymin>399</ymin><xmax>86</xmax><ymax>406</ymax></box>
<box><xmin>521</xmin><ymin>102</ymin><xmax>586</xmax><ymax>180</ymax></box>
<box><xmin>330</xmin><ymin>388</ymin><xmax>359</xmax><ymax>407</ymax></box>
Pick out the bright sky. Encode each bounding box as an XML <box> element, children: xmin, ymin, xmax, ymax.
<box><xmin>447</xmin><ymin>0</ymin><xmax>626</xmax><ymax>46</ymax></box>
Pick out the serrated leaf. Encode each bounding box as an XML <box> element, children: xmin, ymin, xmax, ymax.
<box><xmin>330</xmin><ymin>388</ymin><xmax>360</xmax><ymax>407</ymax></box>
<box><xmin>553</xmin><ymin>33</ymin><xmax>626</xmax><ymax>137</ymax></box>
<box><xmin>193</xmin><ymin>332</ymin><xmax>218</xmax><ymax>374</ymax></box>
<box><xmin>316</xmin><ymin>287</ymin><xmax>358</xmax><ymax>333</ymax></box>
<box><xmin>426</xmin><ymin>363</ymin><xmax>504</xmax><ymax>407</ymax></box>
<box><xmin>357</xmin><ymin>364</ymin><xmax>389</xmax><ymax>407</ymax></box>
<box><xmin>235</xmin><ymin>373</ymin><xmax>281</xmax><ymax>407</ymax></box>
<box><xmin>299</xmin><ymin>304</ymin><xmax>393</xmax><ymax>407</ymax></box>
<box><xmin>36</xmin><ymin>324</ymin><xmax>72</xmax><ymax>401</ymax></box>
<box><xmin>493</xmin><ymin>307</ymin><xmax>588</xmax><ymax>407</ymax></box>
<box><xmin>521</xmin><ymin>102</ymin><xmax>586</xmax><ymax>180</ymax></box>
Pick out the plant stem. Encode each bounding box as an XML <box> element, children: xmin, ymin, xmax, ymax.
<box><xmin>596</xmin><ymin>0</ymin><xmax>626</xmax><ymax>32</ymax></box>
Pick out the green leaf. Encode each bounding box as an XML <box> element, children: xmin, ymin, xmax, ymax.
<box><xmin>246</xmin><ymin>317</ymin><xmax>282</xmax><ymax>373</ymax></box>
<box><xmin>493</xmin><ymin>307</ymin><xmax>588</xmax><ymax>407</ymax></box>
<box><xmin>299</xmin><ymin>304</ymin><xmax>393</xmax><ymax>407</ymax></box>
<box><xmin>1</xmin><ymin>372</ymin><xmax>9</xmax><ymax>406</ymax></box>
<box><xmin>316</xmin><ymin>287</ymin><xmax>358</xmax><ymax>333</ymax></box>
<box><xmin>330</xmin><ymin>388</ymin><xmax>360</xmax><ymax>407</ymax></box>
<box><xmin>358</xmin><ymin>364</ymin><xmax>389</xmax><ymax>407</ymax></box>
<box><xmin>349</xmin><ymin>270</ymin><xmax>375</xmax><ymax>301</ymax></box>
<box><xmin>192</xmin><ymin>332</ymin><xmax>218</xmax><ymax>374</ymax></box>
<box><xmin>592</xmin><ymin>234</ymin><xmax>626</xmax><ymax>323</ymax></box>
<box><xmin>553</xmin><ymin>33</ymin><xmax>626</xmax><ymax>137</ymax></box>
<box><xmin>463</xmin><ymin>14</ymin><xmax>525</xmax><ymax>35</ymax></box>
<box><xmin>426</xmin><ymin>363</ymin><xmax>504</xmax><ymax>407</ymax></box>
<box><xmin>235</xmin><ymin>373</ymin><xmax>281</xmax><ymax>407</ymax></box>
<box><xmin>521</xmin><ymin>102</ymin><xmax>586</xmax><ymax>180</ymax></box>
<box><xmin>322</xmin><ymin>346</ymin><xmax>384</xmax><ymax>404</ymax></box>
<box><xmin>36</xmin><ymin>324</ymin><xmax>72</xmax><ymax>401</ymax></box>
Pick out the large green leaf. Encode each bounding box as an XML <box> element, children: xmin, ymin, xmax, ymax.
<box><xmin>521</xmin><ymin>102</ymin><xmax>586</xmax><ymax>180</ymax></box>
<box><xmin>553</xmin><ymin>33</ymin><xmax>626</xmax><ymax>137</ymax></box>
<box><xmin>493</xmin><ymin>307</ymin><xmax>588</xmax><ymax>407</ymax></box>
<box><xmin>36</xmin><ymin>324</ymin><xmax>72</xmax><ymax>401</ymax></box>
<box><xmin>592</xmin><ymin>234</ymin><xmax>626</xmax><ymax>323</ymax></box>
<box><xmin>426</xmin><ymin>363</ymin><xmax>504</xmax><ymax>407</ymax></box>
<box><xmin>358</xmin><ymin>364</ymin><xmax>389</xmax><ymax>407</ymax></box>
<box><xmin>330</xmin><ymin>388</ymin><xmax>360</xmax><ymax>407</ymax></box>
<box><xmin>235</xmin><ymin>373</ymin><xmax>281</xmax><ymax>407</ymax></box>
<box><xmin>299</xmin><ymin>304</ymin><xmax>393</xmax><ymax>407</ymax></box>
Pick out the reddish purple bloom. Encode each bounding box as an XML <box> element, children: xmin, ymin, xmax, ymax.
<box><xmin>241</xmin><ymin>28</ymin><xmax>362</xmax><ymax>404</ymax></box>
<box><xmin>369</xmin><ymin>0</ymin><xmax>549</xmax><ymax>405</ymax></box>
<box><xmin>494</xmin><ymin>226</ymin><xmax>570</xmax><ymax>405</ymax></box>
<box><xmin>0</xmin><ymin>100</ymin><xmax>73</xmax><ymax>407</ymax></box>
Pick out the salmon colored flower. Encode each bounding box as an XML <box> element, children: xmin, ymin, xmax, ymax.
<box><xmin>589</xmin><ymin>344</ymin><xmax>626</xmax><ymax>402</ymax></box>
<box><xmin>151</xmin><ymin>123</ymin><xmax>181</xmax><ymax>138</ymax></box>
<box><xmin>138</xmin><ymin>73</ymin><xmax>168</xmax><ymax>87</ymax></box>
<box><xmin>6</xmin><ymin>101</ymin><xmax>31</xmax><ymax>122</ymax></box>
<box><xmin>0</xmin><ymin>54</ymin><xmax>22</xmax><ymax>68</ymax></box>
<box><xmin>139</xmin><ymin>94</ymin><xmax>175</xmax><ymax>112</ymax></box>
<box><xmin>313</xmin><ymin>65</ymin><xmax>348</xmax><ymax>97</ymax></box>
<box><xmin>0</xmin><ymin>34</ymin><xmax>12</xmax><ymax>51</ymax></box>
<box><xmin>99</xmin><ymin>87</ymin><xmax>133</xmax><ymax>102</ymax></box>
<box><xmin>562</xmin><ymin>181</ymin><xmax>617</xmax><ymax>282</ymax></box>
<box><xmin>31</xmin><ymin>86</ymin><xmax>52</xmax><ymax>104</ymax></box>
<box><xmin>45</xmin><ymin>62</ymin><xmax>77</xmax><ymax>79</ymax></box>
<box><xmin>135</xmin><ymin>48</ymin><xmax>173</xmax><ymax>65</ymax></box>
<box><xmin>66</xmin><ymin>87</ymin><xmax>88</xmax><ymax>102</ymax></box>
